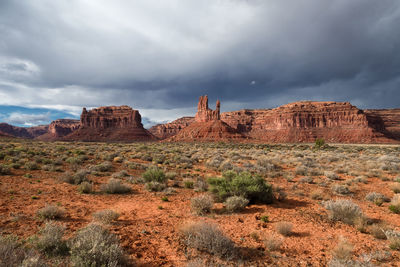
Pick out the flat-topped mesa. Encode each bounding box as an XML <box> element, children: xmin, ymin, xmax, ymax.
<box><xmin>64</xmin><ymin>105</ymin><xmax>155</xmax><ymax>141</ymax></box>
<box><xmin>81</xmin><ymin>105</ymin><xmax>143</xmax><ymax>129</ymax></box>
<box><xmin>195</xmin><ymin>95</ymin><xmax>220</xmax><ymax>122</ymax></box>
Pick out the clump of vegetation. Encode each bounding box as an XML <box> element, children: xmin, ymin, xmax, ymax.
<box><xmin>112</xmin><ymin>170</ymin><xmax>129</xmax><ymax>179</ymax></box>
<box><xmin>145</xmin><ymin>181</ymin><xmax>166</xmax><ymax>192</ymax></box>
<box><xmin>180</xmin><ymin>221</ymin><xmax>236</xmax><ymax>259</ymax></box>
<box><xmin>37</xmin><ymin>204</ymin><xmax>65</xmax><ymax>220</ymax></box>
<box><xmin>61</xmin><ymin>169</ymin><xmax>89</xmax><ymax>185</ymax></box>
<box><xmin>35</xmin><ymin>222</ymin><xmax>68</xmax><ymax>256</ymax></box>
<box><xmin>391</xmin><ymin>183</ymin><xmax>400</xmax><ymax>194</ymax></box>
<box><xmin>142</xmin><ymin>167</ymin><xmax>167</xmax><ymax>183</ymax></box>
<box><xmin>314</xmin><ymin>138</ymin><xmax>326</xmax><ymax>149</ymax></box>
<box><xmin>263</xmin><ymin>235</ymin><xmax>283</xmax><ymax>252</ymax></box>
<box><xmin>100</xmin><ymin>178</ymin><xmax>131</xmax><ymax>194</ymax></box>
<box><xmin>275</xmin><ymin>222</ymin><xmax>293</xmax><ymax>236</ymax></box>
<box><xmin>92</xmin><ymin>161</ymin><xmax>113</xmax><ymax>172</ymax></box>
<box><xmin>331</xmin><ymin>184</ymin><xmax>350</xmax><ymax>195</ymax></box>
<box><xmin>25</xmin><ymin>162</ymin><xmax>40</xmax><ymax>170</ymax></box>
<box><xmin>370</xmin><ymin>224</ymin><xmax>388</xmax><ymax>240</ymax></box>
<box><xmin>389</xmin><ymin>194</ymin><xmax>400</xmax><ymax>214</ymax></box>
<box><xmin>323</xmin><ymin>199</ymin><xmax>363</xmax><ymax>225</ymax></box>
<box><xmin>0</xmin><ymin>164</ymin><xmax>11</xmax><ymax>175</ymax></box>
<box><xmin>78</xmin><ymin>181</ymin><xmax>93</xmax><ymax>194</ymax></box>
<box><xmin>384</xmin><ymin>230</ymin><xmax>400</xmax><ymax>250</ymax></box>
<box><xmin>330</xmin><ymin>237</ymin><xmax>353</xmax><ymax>263</ymax></box>
<box><xmin>92</xmin><ymin>210</ymin><xmax>120</xmax><ymax>225</ymax></box>
<box><xmin>69</xmin><ymin>224</ymin><xmax>129</xmax><ymax>266</ymax></box>
<box><xmin>0</xmin><ymin>234</ymin><xmax>45</xmax><ymax>266</ymax></box>
<box><xmin>365</xmin><ymin>192</ymin><xmax>387</xmax><ymax>205</ymax></box>
<box><xmin>224</xmin><ymin>196</ymin><xmax>249</xmax><ymax>213</ymax></box>
<box><xmin>207</xmin><ymin>171</ymin><xmax>274</xmax><ymax>204</ymax></box>
<box><xmin>191</xmin><ymin>194</ymin><xmax>214</xmax><ymax>215</ymax></box>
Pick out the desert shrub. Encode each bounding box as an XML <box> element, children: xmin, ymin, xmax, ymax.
<box><xmin>263</xmin><ymin>235</ymin><xmax>283</xmax><ymax>252</ymax></box>
<box><xmin>78</xmin><ymin>182</ymin><xmax>93</xmax><ymax>194</ymax></box>
<box><xmin>389</xmin><ymin>194</ymin><xmax>400</xmax><ymax>214</ymax></box>
<box><xmin>275</xmin><ymin>222</ymin><xmax>293</xmax><ymax>236</ymax></box>
<box><xmin>295</xmin><ymin>165</ymin><xmax>307</xmax><ymax>176</ymax></box>
<box><xmin>331</xmin><ymin>237</ymin><xmax>353</xmax><ymax>261</ymax></box>
<box><xmin>184</xmin><ymin>179</ymin><xmax>194</xmax><ymax>189</ymax></box>
<box><xmin>35</xmin><ymin>222</ymin><xmax>68</xmax><ymax>256</ymax></box>
<box><xmin>224</xmin><ymin>196</ymin><xmax>249</xmax><ymax>213</ymax></box>
<box><xmin>37</xmin><ymin>204</ymin><xmax>65</xmax><ymax>220</ymax></box>
<box><xmin>391</xmin><ymin>183</ymin><xmax>400</xmax><ymax>194</ymax></box>
<box><xmin>191</xmin><ymin>194</ymin><xmax>214</xmax><ymax>215</ymax></box>
<box><xmin>384</xmin><ymin>230</ymin><xmax>400</xmax><ymax>250</ymax></box>
<box><xmin>101</xmin><ymin>178</ymin><xmax>131</xmax><ymax>194</ymax></box>
<box><xmin>61</xmin><ymin>169</ymin><xmax>89</xmax><ymax>185</ymax></box>
<box><xmin>315</xmin><ymin>138</ymin><xmax>326</xmax><ymax>149</ymax></box>
<box><xmin>165</xmin><ymin>172</ymin><xmax>177</xmax><ymax>180</ymax></box>
<box><xmin>25</xmin><ymin>162</ymin><xmax>40</xmax><ymax>170</ymax></box>
<box><xmin>0</xmin><ymin>164</ymin><xmax>11</xmax><ymax>175</ymax></box>
<box><xmin>310</xmin><ymin>189</ymin><xmax>324</xmax><ymax>200</ymax></box>
<box><xmin>325</xmin><ymin>171</ymin><xmax>339</xmax><ymax>180</ymax></box>
<box><xmin>300</xmin><ymin>176</ymin><xmax>314</xmax><ymax>184</ymax></box>
<box><xmin>145</xmin><ymin>181</ymin><xmax>166</xmax><ymax>192</ymax></box>
<box><xmin>194</xmin><ymin>179</ymin><xmax>208</xmax><ymax>192</ymax></box>
<box><xmin>112</xmin><ymin>170</ymin><xmax>129</xmax><ymax>179</ymax></box>
<box><xmin>142</xmin><ymin>167</ymin><xmax>166</xmax><ymax>183</ymax></box>
<box><xmin>0</xmin><ymin>235</ymin><xmax>46</xmax><ymax>267</ymax></box>
<box><xmin>323</xmin><ymin>199</ymin><xmax>363</xmax><ymax>225</ymax></box>
<box><xmin>365</xmin><ymin>192</ymin><xmax>387</xmax><ymax>203</ymax></box>
<box><xmin>256</xmin><ymin>156</ymin><xmax>279</xmax><ymax>172</ymax></box>
<box><xmin>331</xmin><ymin>184</ymin><xmax>350</xmax><ymax>195</ymax></box>
<box><xmin>207</xmin><ymin>171</ymin><xmax>274</xmax><ymax>204</ymax></box>
<box><xmin>92</xmin><ymin>210</ymin><xmax>120</xmax><ymax>225</ymax></box>
<box><xmin>180</xmin><ymin>221</ymin><xmax>236</xmax><ymax>259</ymax></box>
<box><xmin>354</xmin><ymin>216</ymin><xmax>369</xmax><ymax>233</ymax></box>
<box><xmin>370</xmin><ymin>224</ymin><xmax>387</xmax><ymax>240</ymax></box>
<box><xmin>92</xmin><ymin>161</ymin><xmax>113</xmax><ymax>172</ymax></box>
<box><xmin>69</xmin><ymin>224</ymin><xmax>128</xmax><ymax>267</ymax></box>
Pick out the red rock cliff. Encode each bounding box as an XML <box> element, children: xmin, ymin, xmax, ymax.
<box><xmin>195</xmin><ymin>95</ymin><xmax>220</xmax><ymax>122</ymax></box>
<box><xmin>149</xmin><ymin>117</ymin><xmax>194</xmax><ymax>139</ymax></box>
<box><xmin>36</xmin><ymin>119</ymin><xmax>80</xmax><ymax>141</ymax></box>
<box><xmin>365</xmin><ymin>109</ymin><xmax>400</xmax><ymax>140</ymax></box>
<box><xmin>64</xmin><ymin>106</ymin><xmax>155</xmax><ymax>141</ymax></box>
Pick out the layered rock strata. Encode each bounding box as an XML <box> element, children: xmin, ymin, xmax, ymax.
<box><xmin>36</xmin><ymin>119</ymin><xmax>80</xmax><ymax>141</ymax></box>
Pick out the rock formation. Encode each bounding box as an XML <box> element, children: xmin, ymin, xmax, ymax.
<box><xmin>149</xmin><ymin>117</ymin><xmax>195</xmax><ymax>139</ymax></box>
<box><xmin>64</xmin><ymin>106</ymin><xmax>155</xmax><ymax>141</ymax></box>
<box><xmin>36</xmin><ymin>119</ymin><xmax>80</xmax><ymax>141</ymax></box>
<box><xmin>169</xmin><ymin>96</ymin><xmax>245</xmax><ymax>141</ymax></box>
<box><xmin>365</xmin><ymin>109</ymin><xmax>400</xmax><ymax>140</ymax></box>
<box><xmin>0</xmin><ymin>123</ymin><xmax>48</xmax><ymax>139</ymax></box>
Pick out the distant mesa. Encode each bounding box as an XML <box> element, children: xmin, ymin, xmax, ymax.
<box><xmin>1</xmin><ymin>98</ymin><xmax>400</xmax><ymax>143</ymax></box>
<box><xmin>63</xmin><ymin>105</ymin><xmax>156</xmax><ymax>141</ymax></box>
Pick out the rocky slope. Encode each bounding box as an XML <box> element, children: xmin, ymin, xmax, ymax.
<box><xmin>149</xmin><ymin>117</ymin><xmax>194</xmax><ymax>139</ymax></box>
<box><xmin>0</xmin><ymin>123</ymin><xmax>48</xmax><ymax>139</ymax></box>
<box><xmin>64</xmin><ymin>106</ymin><xmax>155</xmax><ymax>141</ymax></box>
<box><xmin>169</xmin><ymin>96</ymin><xmax>245</xmax><ymax>142</ymax></box>
<box><xmin>365</xmin><ymin>109</ymin><xmax>400</xmax><ymax>140</ymax></box>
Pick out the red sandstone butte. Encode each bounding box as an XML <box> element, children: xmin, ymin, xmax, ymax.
<box><xmin>149</xmin><ymin>117</ymin><xmax>194</xmax><ymax>139</ymax></box>
<box><xmin>36</xmin><ymin>119</ymin><xmax>80</xmax><ymax>141</ymax></box>
<box><xmin>64</xmin><ymin>106</ymin><xmax>155</xmax><ymax>141</ymax></box>
<box><xmin>169</xmin><ymin>96</ymin><xmax>245</xmax><ymax>142</ymax></box>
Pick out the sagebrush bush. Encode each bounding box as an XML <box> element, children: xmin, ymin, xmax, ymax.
<box><xmin>145</xmin><ymin>181</ymin><xmax>166</xmax><ymax>192</ymax></box>
<box><xmin>224</xmin><ymin>196</ymin><xmax>249</xmax><ymax>213</ymax></box>
<box><xmin>263</xmin><ymin>235</ymin><xmax>283</xmax><ymax>252</ymax></box>
<box><xmin>275</xmin><ymin>222</ymin><xmax>293</xmax><ymax>236</ymax></box>
<box><xmin>180</xmin><ymin>221</ymin><xmax>236</xmax><ymax>259</ymax></box>
<box><xmin>142</xmin><ymin>167</ymin><xmax>166</xmax><ymax>183</ymax></box>
<box><xmin>61</xmin><ymin>170</ymin><xmax>89</xmax><ymax>185</ymax></box>
<box><xmin>365</xmin><ymin>192</ymin><xmax>386</xmax><ymax>203</ymax></box>
<box><xmin>331</xmin><ymin>184</ymin><xmax>350</xmax><ymax>195</ymax></box>
<box><xmin>389</xmin><ymin>194</ymin><xmax>400</xmax><ymax>214</ymax></box>
<box><xmin>323</xmin><ymin>199</ymin><xmax>363</xmax><ymax>225</ymax></box>
<box><xmin>25</xmin><ymin>162</ymin><xmax>40</xmax><ymax>171</ymax></box>
<box><xmin>69</xmin><ymin>224</ymin><xmax>129</xmax><ymax>266</ymax></box>
<box><xmin>191</xmin><ymin>194</ymin><xmax>214</xmax><ymax>215</ymax></box>
<box><xmin>207</xmin><ymin>171</ymin><xmax>274</xmax><ymax>204</ymax></box>
<box><xmin>92</xmin><ymin>161</ymin><xmax>113</xmax><ymax>172</ymax></box>
<box><xmin>0</xmin><ymin>235</ymin><xmax>46</xmax><ymax>267</ymax></box>
<box><xmin>101</xmin><ymin>178</ymin><xmax>131</xmax><ymax>194</ymax></box>
<box><xmin>370</xmin><ymin>224</ymin><xmax>387</xmax><ymax>240</ymax></box>
<box><xmin>35</xmin><ymin>222</ymin><xmax>68</xmax><ymax>256</ymax></box>
<box><xmin>331</xmin><ymin>237</ymin><xmax>353</xmax><ymax>261</ymax></box>
<box><xmin>92</xmin><ymin>210</ymin><xmax>120</xmax><ymax>225</ymax></box>
<box><xmin>0</xmin><ymin>164</ymin><xmax>11</xmax><ymax>175</ymax></box>
<box><xmin>78</xmin><ymin>181</ymin><xmax>93</xmax><ymax>194</ymax></box>
<box><xmin>37</xmin><ymin>204</ymin><xmax>65</xmax><ymax>220</ymax></box>
<box><xmin>384</xmin><ymin>230</ymin><xmax>400</xmax><ymax>250</ymax></box>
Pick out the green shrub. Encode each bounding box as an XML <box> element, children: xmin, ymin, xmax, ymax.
<box><xmin>389</xmin><ymin>194</ymin><xmax>400</xmax><ymax>214</ymax></box>
<box><xmin>37</xmin><ymin>204</ymin><xmax>65</xmax><ymax>220</ymax></box>
<box><xmin>100</xmin><ymin>178</ymin><xmax>131</xmax><ymax>194</ymax></box>
<box><xmin>69</xmin><ymin>224</ymin><xmax>129</xmax><ymax>266</ymax></box>
<box><xmin>180</xmin><ymin>221</ymin><xmax>236</xmax><ymax>259</ymax></box>
<box><xmin>384</xmin><ymin>230</ymin><xmax>400</xmax><ymax>250</ymax></box>
<box><xmin>145</xmin><ymin>181</ymin><xmax>166</xmax><ymax>192</ymax></box>
<box><xmin>207</xmin><ymin>171</ymin><xmax>274</xmax><ymax>204</ymax></box>
<box><xmin>142</xmin><ymin>167</ymin><xmax>166</xmax><ymax>183</ymax></box>
<box><xmin>61</xmin><ymin>170</ymin><xmax>89</xmax><ymax>185</ymax></box>
<box><xmin>191</xmin><ymin>194</ymin><xmax>214</xmax><ymax>215</ymax></box>
<box><xmin>35</xmin><ymin>222</ymin><xmax>68</xmax><ymax>256</ymax></box>
<box><xmin>0</xmin><ymin>164</ymin><xmax>11</xmax><ymax>175</ymax></box>
<box><xmin>224</xmin><ymin>196</ymin><xmax>249</xmax><ymax>213</ymax></box>
<box><xmin>315</xmin><ymin>138</ymin><xmax>326</xmax><ymax>149</ymax></box>
<box><xmin>0</xmin><ymin>235</ymin><xmax>46</xmax><ymax>267</ymax></box>
<box><xmin>25</xmin><ymin>162</ymin><xmax>40</xmax><ymax>170</ymax></box>
<box><xmin>92</xmin><ymin>161</ymin><xmax>113</xmax><ymax>172</ymax></box>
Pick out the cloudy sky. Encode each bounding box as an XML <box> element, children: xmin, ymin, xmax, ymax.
<box><xmin>0</xmin><ymin>0</ymin><xmax>399</xmax><ymax>127</ymax></box>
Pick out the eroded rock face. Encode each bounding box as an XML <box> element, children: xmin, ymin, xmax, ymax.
<box><xmin>195</xmin><ymin>95</ymin><xmax>220</xmax><ymax>122</ymax></box>
<box><xmin>365</xmin><ymin>109</ymin><xmax>400</xmax><ymax>140</ymax></box>
<box><xmin>64</xmin><ymin>106</ymin><xmax>155</xmax><ymax>141</ymax></box>
<box><xmin>36</xmin><ymin>119</ymin><xmax>80</xmax><ymax>141</ymax></box>
<box><xmin>149</xmin><ymin>117</ymin><xmax>194</xmax><ymax>139</ymax></box>
<box><xmin>0</xmin><ymin>123</ymin><xmax>48</xmax><ymax>139</ymax></box>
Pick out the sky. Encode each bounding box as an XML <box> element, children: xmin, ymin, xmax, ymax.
<box><xmin>0</xmin><ymin>0</ymin><xmax>399</xmax><ymax>128</ymax></box>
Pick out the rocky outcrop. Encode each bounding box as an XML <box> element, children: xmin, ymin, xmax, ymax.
<box><xmin>169</xmin><ymin>96</ymin><xmax>245</xmax><ymax>142</ymax></box>
<box><xmin>36</xmin><ymin>119</ymin><xmax>80</xmax><ymax>141</ymax></box>
<box><xmin>195</xmin><ymin>95</ymin><xmax>220</xmax><ymax>122</ymax></box>
<box><xmin>365</xmin><ymin>109</ymin><xmax>400</xmax><ymax>140</ymax></box>
<box><xmin>149</xmin><ymin>117</ymin><xmax>194</xmax><ymax>139</ymax></box>
<box><xmin>64</xmin><ymin>106</ymin><xmax>155</xmax><ymax>141</ymax></box>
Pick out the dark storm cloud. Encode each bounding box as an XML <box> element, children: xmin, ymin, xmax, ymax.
<box><xmin>0</xmin><ymin>0</ymin><xmax>399</xmax><ymax>124</ymax></box>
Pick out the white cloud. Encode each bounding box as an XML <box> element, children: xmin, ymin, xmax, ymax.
<box><xmin>4</xmin><ymin>112</ymin><xmax>50</xmax><ymax>126</ymax></box>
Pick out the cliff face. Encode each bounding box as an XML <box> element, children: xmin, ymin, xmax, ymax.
<box><xmin>195</xmin><ymin>95</ymin><xmax>220</xmax><ymax>122</ymax></box>
<box><xmin>149</xmin><ymin>117</ymin><xmax>194</xmax><ymax>139</ymax></box>
<box><xmin>365</xmin><ymin>109</ymin><xmax>400</xmax><ymax>140</ymax></box>
<box><xmin>0</xmin><ymin>123</ymin><xmax>48</xmax><ymax>139</ymax></box>
<box><xmin>221</xmin><ymin>101</ymin><xmax>392</xmax><ymax>143</ymax></box>
<box><xmin>36</xmin><ymin>119</ymin><xmax>80</xmax><ymax>141</ymax></box>
<box><xmin>64</xmin><ymin>106</ymin><xmax>155</xmax><ymax>141</ymax></box>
